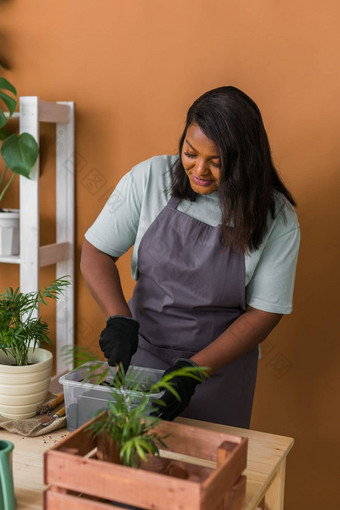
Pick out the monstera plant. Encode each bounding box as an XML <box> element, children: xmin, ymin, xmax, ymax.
<box><xmin>0</xmin><ymin>77</ymin><xmax>39</xmax><ymax>255</ymax></box>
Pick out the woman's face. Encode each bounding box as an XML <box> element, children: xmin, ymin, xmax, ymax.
<box><xmin>181</xmin><ymin>123</ymin><xmax>221</xmax><ymax>195</ymax></box>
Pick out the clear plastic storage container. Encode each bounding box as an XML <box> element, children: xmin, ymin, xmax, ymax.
<box><xmin>59</xmin><ymin>362</ymin><xmax>164</xmax><ymax>431</ymax></box>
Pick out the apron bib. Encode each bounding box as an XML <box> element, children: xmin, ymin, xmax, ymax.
<box><xmin>129</xmin><ymin>196</ymin><xmax>258</xmax><ymax>427</ymax></box>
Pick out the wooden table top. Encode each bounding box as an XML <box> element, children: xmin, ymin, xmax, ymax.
<box><xmin>0</xmin><ymin>418</ymin><xmax>293</xmax><ymax>510</ymax></box>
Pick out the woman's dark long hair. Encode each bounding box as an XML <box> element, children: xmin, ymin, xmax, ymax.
<box><xmin>171</xmin><ymin>86</ymin><xmax>296</xmax><ymax>253</ymax></box>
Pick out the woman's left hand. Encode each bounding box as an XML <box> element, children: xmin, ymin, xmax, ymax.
<box><xmin>152</xmin><ymin>359</ymin><xmax>202</xmax><ymax>421</ymax></box>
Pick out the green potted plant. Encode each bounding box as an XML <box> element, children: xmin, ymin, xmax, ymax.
<box><xmin>60</xmin><ymin>347</ymin><xmax>207</xmax><ymax>468</ymax></box>
<box><xmin>44</xmin><ymin>357</ymin><xmax>248</xmax><ymax>510</ymax></box>
<box><xmin>0</xmin><ymin>276</ymin><xmax>70</xmax><ymax>419</ymax></box>
<box><xmin>86</xmin><ymin>363</ymin><xmax>206</xmax><ymax>468</ymax></box>
<box><xmin>0</xmin><ymin>77</ymin><xmax>39</xmax><ymax>256</ymax></box>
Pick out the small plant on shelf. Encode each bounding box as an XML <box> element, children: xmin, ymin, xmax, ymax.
<box><xmin>0</xmin><ymin>276</ymin><xmax>70</xmax><ymax>366</ymax></box>
<box><xmin>0</xmin><ymin>77</ymin><xmax>39</xmax><ymax>210</ymax></box>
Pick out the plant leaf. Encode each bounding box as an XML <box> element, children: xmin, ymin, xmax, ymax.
<box><xmin>135</xmin><ymin>439</ymin><xmax>147</xmax><ymax>462</ymax></box>
<box><xmin>0</xmin><ymin>79</ymin><xmax>17</xmax><ymax>127</ymax></box>
<box><xmin>0</xmin><ymin>78</ymin><xmax>17</xmax><ymax>97</ymax></box>
<box><xmin>0</xmin><ymin>127</ymin><xmax>9</xmax><ymax>140</ymax></box>
<box><xmin>0</xmin><ymin>110</ymin><xmax>7</xmax><ymax>129</ymax></box>
<box><xmin>1</xmin><ymin>133</ymin><xmax>39</xmax><ymax>177</ymax></box>
<box><xmin>121</xmin><ymin>441</ymin><xmax>134</xmax><ymax>466</ymax></box>
<box><xmin>0</xmin><ymin>91</ymin><xmax>17</xmax><ymax>117</ymax></box>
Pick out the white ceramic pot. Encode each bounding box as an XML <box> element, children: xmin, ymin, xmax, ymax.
<box><xmin>0</xmin><ymin>209</ymin><xmax>20</xmax><ymax>256</ymax></box>
<box><xmin>0</xmin><ymin>348</ymin><xmax>52</xmax><ymax>419</ymax></box>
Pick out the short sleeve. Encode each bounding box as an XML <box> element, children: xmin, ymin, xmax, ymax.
<box><xmin>246</xmin><ymin>226</ymin><xmax>300</xmax><ymax>314</ymax></box>
<box><xmin>85</xmin><ymin>168</ymin><xmax>143</xmax><ymax>258</ymax></box>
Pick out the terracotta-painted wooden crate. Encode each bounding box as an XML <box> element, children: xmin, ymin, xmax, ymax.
<box><xmin>44</xmin><ymin>417</ymin><xmax>247</xmax><ymax>510</ymax></box>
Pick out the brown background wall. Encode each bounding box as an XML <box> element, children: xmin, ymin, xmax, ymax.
<box><xmin>1</xmin><ymin>1</ymin><xmax>339</xmax><ymax>508</ymax></box>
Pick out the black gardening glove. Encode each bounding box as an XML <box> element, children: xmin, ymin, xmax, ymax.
<box><xmin>153</xmin><ymin>359</ymin><xmax>202</xmax><ymax>421</ymax></box>
<box><xmin>99</xmin><ymin>316</ymin><xmax>139</xmax><ymax>373</ymax></box>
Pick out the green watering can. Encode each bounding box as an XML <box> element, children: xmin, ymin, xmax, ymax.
<box><xmin>0</xmin><ymin>440</ymin><xmax>16</xmax><ymax>510</ymax></box>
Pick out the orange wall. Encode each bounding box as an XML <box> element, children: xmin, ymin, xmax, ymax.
<box><xmin>1</xmin><ymin>1</ymin><xmax>339</xmax><ymax>508</ymax></box>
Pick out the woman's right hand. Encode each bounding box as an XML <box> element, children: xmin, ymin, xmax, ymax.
<box><xmin>99</xmin><ymin>316</ymin><xmax>139</xmax><ymax>373</ymax></box>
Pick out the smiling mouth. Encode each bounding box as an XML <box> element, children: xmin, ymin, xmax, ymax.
<box><xmin>192</xmin><ymin>175</ymin><xmax>214</xmax><ymax>186</ymax></box>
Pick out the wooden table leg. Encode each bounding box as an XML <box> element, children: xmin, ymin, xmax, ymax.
<box><xmin>264</xmin><ymin>458</ymin><xmax>287</xmax><ymax>510</ymax></box>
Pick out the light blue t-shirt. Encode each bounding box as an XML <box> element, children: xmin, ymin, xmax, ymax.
<box><xmin>85</xmin><ymin>155</ymin><xmax>300</xmax><ymax>314</ymax></box>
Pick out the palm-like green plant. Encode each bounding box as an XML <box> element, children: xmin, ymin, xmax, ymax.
<box><xmin>0</xmin><ymin>276</ymin><xmax>71</xmax><ymax>365</ymax></box>
<box><xmin>0</xmin><ymin>77</ymin><xmax>39</xmax><ymax>209</ymax></box>
<box><xmin>86</xmin><ymin>363</ymin><xmax>208</xmax><ymax>468</ymax></box>
<box><xmin>61</xmin><ymin>346</ymin><xmax>208</xmax><ymax>469</ymax></box>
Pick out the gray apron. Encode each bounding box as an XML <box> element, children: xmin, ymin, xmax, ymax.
<box><xmin>129</xmin><ymin>196</ymin><xmax>258</xmax><ymax>428</ymax></box>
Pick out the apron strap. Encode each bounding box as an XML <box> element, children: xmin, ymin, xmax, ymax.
<box><xmin>167</xmin><ymin>196</ymin><xmax>181</xmax><ymax>209</ymax></box>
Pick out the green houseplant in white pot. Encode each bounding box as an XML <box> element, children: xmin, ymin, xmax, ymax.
<box><xmin>0</xmin><ymin>77</ymin><xmax>39</xmax><ymax>256</ymax></box>
<box><xmin>0</xmin><ymin>276</ymin><xmax>70</xmax><ymax>419</ymax></box>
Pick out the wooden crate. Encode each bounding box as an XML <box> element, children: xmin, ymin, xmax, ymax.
<box><xmin>44</xmin><ymin>417</ymin><xmax>247</xmax><ymax>510</ymax></box>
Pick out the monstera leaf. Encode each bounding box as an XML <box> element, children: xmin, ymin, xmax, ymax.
<box><xmin>0</xmin><ymin>77</ymin><xmax>17</xmax><ymax>129</ymax></box>
<box><xmin>0</xmin><ymin>127</ymin><xmax>9</xmax><ymax>141</ymax></box>
<box><xmin>1</xmin><ymin>133</ymin><xmax>39</xmax><ymax>177</ymax></box>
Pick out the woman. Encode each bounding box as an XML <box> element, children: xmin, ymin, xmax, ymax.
<box><xmin>81</xmin><ymin>86</ymin><xmax>300</xmax><ymax>428</ymax></box>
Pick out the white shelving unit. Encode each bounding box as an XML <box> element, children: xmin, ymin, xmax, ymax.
<box><xmin>0</xmin><ymin>97</ymin><xmax>75</xmax><ymax>374</ymax></box>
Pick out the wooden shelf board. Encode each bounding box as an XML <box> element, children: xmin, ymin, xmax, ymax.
<box><xmin>0</xmin><ymin>255</ymin><xmax>21</xmax><ymax>264</ymax></box>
